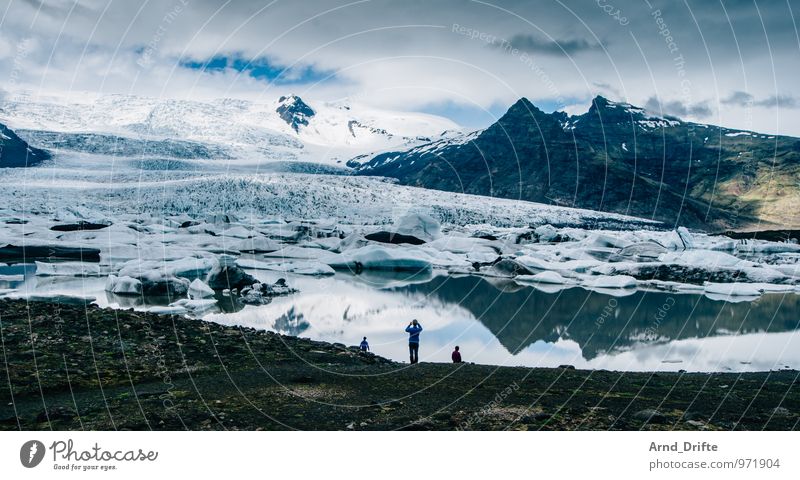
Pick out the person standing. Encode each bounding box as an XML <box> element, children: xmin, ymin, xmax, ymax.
<box><xmin>359</xmin><ymin>337</ymin><xmax>370</xmax><ymax>352</ymax></box>
<box><xmin>405</xmin><ymin>319</ymin><xmax>423</xmax><ymax>364</ymax></box>
<box><xmin>451</xmin><ymin>346</ymin><xmax>462</xmax><ymax>363</ymax></box>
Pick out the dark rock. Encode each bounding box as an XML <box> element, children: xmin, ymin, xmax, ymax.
<box><xmin>276</xmin><ymin>95</ymin><xmax>315</xmax><ymax>132</ymax></box>
<box><xmin>291</xmin><ymin>375</ymin><xmax>315</xmax><ymax>384</ymax></box>
<box><xmin>0</xmin><ymin>244</ymin><xmax>101</xmax><ymax>261</ymax></box>
<box><xmin>140</xmin><ymin>277</ymin><xmax>189</xmax><ymax>297</ymax></box>
<box><xmin>0</xmin><ymin>122</ymin><xmax>50</xmax><ymax>167</ymax></box>
<box><xmin>633</xmin><ymin>409</ymin><xmax>667</xmax><ymax>424</ymax></box>
<box><xmin>51</xmin><ymin>221</ymin><xmax>111</xmax><ymax>232</ymax></box>
<box><xmin>364</xmin><ymin>231</ymin><xmax>426</xmax><ymax>245</ymax></box>
<box><xmin>239</xmin><ymin>280</ymin><xmax>297</xmax><ymax>305</ymax></box>
<box><xmin>207</xmin><ymin>265</ymin><xmax>258</xmax><ymax>290</ymax></box>
<box><xmin>682</xmin><ymin>411</ymin><xmax>705</xmax><ymax>421</ymax></box>
<box><xmin>522</xmin><ymin>412</ymin><xmax>552</xmax><ymax>422</ymax></box>
<box><xmin>36</xmin><ymin>406</ymin><xmax>75</xmax><ymax>423</ymax></box>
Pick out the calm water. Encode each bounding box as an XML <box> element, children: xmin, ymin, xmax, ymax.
<box><xmin>2</xmin><ymin>263</ymin><xmax>800</xmax><ymax>372</ymax></box>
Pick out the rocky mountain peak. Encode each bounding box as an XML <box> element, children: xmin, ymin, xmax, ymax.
<box><xmin>0</xmin><ymin>122</ymin><xmax>50</xmax><ymax>167</ymax></box>
<box><xmin>276</xmin><ymin>94</ymin><xmax>315</xmax><ymax>132</ymax></box>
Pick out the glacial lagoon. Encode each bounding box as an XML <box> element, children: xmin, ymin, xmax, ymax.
<box><xmin>3</xmin><ymin>263</ymin><xmax>799</xmax><ymax>373</ymax></box>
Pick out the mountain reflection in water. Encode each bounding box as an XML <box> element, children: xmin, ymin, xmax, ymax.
<box><xmin>207</xmin><ymin>271</ymin><xmax>800</xmax><ymax>372</ymax></box>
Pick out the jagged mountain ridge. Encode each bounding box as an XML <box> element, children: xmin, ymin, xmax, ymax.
<box><xmin>349</xmin><ymin>96</ymin><xmax>800</xmax><ymax>230</ymax></box>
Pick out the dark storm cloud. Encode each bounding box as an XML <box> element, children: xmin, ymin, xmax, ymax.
<box><xmin>722</xmin><ymin>91</ymin><xmax>754</xmax><ymax>106</ymax></box>
<box><xmin>722</xmin><ymin>91</ymin><xmax>799</xmax><ymax>109</ymax></box>
<box><xmin>754</xmin><ymin>95</ymin><xmax>798</xmax><ymax>109</ymax></box>
<box><xmin>645</xmin><ymin>97</ymin><xmax>712</xmax><ymax>119</ymax></box>
<box><xmin>500</xmin><ymin>34</ymin><xmax>602</xmax><ymax>56</ymax></box>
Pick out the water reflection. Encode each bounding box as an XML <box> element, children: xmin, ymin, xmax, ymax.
<box><xmin>4</xmin><ymin>263</ymin><xmax>800</xmax><ymax>372</ymax></box>
<box><xmin>207</xmin><ymin>271</ymin><xmax>800</xmax><ymax>372</ymax></box>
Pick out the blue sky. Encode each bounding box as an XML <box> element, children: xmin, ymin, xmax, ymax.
<box><xmin>180</xmin><ymin>54</ymin><xmax>333</xmax><ymax>86</ymax></box>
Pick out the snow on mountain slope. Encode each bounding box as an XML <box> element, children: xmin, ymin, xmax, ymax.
<box><xmin>0</xmin><ymin>92</ymin><xmax>459</xmax><ymax>165</ymax></box>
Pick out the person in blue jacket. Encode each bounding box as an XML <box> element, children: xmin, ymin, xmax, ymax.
<box><xmin>405</xmin><ymin>319</ymin><xmax>423</xmax><ymax>364</ymax></box>
<box><xmin>359</xmin><ymin>336</ymin><xmax>369</xmax><ymax>352</ymax></box>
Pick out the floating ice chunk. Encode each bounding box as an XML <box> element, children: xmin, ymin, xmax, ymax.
<box><xmin>34</xmin><ymin>261</ymin><xmax>102</xmax><ymax>277</ymax></box>
<box><xmin>264</xmin><ymin>246</ymin><xmax>344</xmax><ymax>263</ymax></box>
<box><xmin>0</xmin><ymin>274</ymin><xmax>24</xmax><ymax>282</ymax></box>
<box><xmin>229</xmin><ymin>236</ymin><xmax>281</xmax><ymax>253</ymax></box>
<box><xmin>221</xmin><ymin>226</ymin><xmax>254</xmax><ymax>239</ymax></box>
<box><xmin>104</xmin><ymin>275</ymin><xmax>143</xmax><ymax>295</ymax></box>
<box><xmin>188</xmin><ymin>278</ymin><xmax>215</xmax><ymax>298</ymax></box>
<box><xmin>613</xmin><ymin>242</ymin><xmax>668</xmax><ymax>261</ymax></box>
<box><xmin>587</xmin><ymin>275</ymin><xmax>638</xmax><ymax>288</ymax></box>
<box><xmin>311</xmin><ymin>237</ymin><xmax>344</xmax><ymax>250</ymax></box>
<box><xmin>659</xmin><ymin>250</ymin><xmax>743</xmax><ymax>268</ymax></box>
<box><xmin>676</xmin><ymin>227</ymin><xmax>694</xmax><ymax>249</ymax></box>
<box><xmin>736</xmin><ymin>266</ymin><xmax>787</xmax><ymax>283</ymax></box>
<box><xmin>329</xmin><ymin>244</ymin><xmax>431</xmax><ymax>271</ymax></box>
<box><xmin>401</xmin><ymin>246</ymin><xmax>470</xmax><ymax>268</ymax></box>
<box><xmin>534</xmin><ymin>224</ymin><xmax>559</xmax><ymax>242</ymax></box>
<box><xmin>516</xmin><ymin>271</ymin><xmax>570</xmax><ymax>284</ymax></box>
<box><xmin>117</xmin><ymin>256</ymin><xmax>216</xmax><ymax>281</ymax></box>
<box><xmin>735</xmin><ymin>242</ymin><xmax>800</xmax><ymax>254</ymax></box>
<box><xmin>170</xmin><ymin>298</ymin><xmax>218</xmax><ymax>313</ymax></box>
<box><xmin>771</xmin><ymin>264</ymin><xmax>800</xmax><ymax>277</ymax></box>
<box><xmin>704</xmin><ymin>282</ymin><xmax>762</xmax><ymax>296</ymax></box>
<box><xmin>704</xmin><ymin>293</ymin><xmax>760</xmax><ymax>303</ymax></box>
<box><xmin>426</xmin><ymin>237</ymin><xmax>498</xmax><ymax>257</ymax></box>
<box><xmin>394</xmin><ymin>212</ymin><xmax>442</xmax><ymax>242</ymax></box>
<box><xmin>148</xmin><ymin>305</ymin><xmax>188</xmax><ymax>315</ymax></box>
<box><xmin>514</xmin><ymin>255</ymin><xmax>553</xmax><ymax>271</ymax></box>
<box><xmin>236</xmin><ymin>258</ymin><xmax>335</xmax><ymax>276</ymax></box>
<box><xmin>582</xmin><ymin>233</ymin><xmax>631</xmax><ymax>249</ymax></box>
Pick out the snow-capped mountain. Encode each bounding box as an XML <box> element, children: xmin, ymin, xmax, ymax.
<box><xmin>0</xmin><ymin>92</ymin><xmax>459</xmax><ymax>166</ymax></box>
<box><xmin>349</xmin><ymin>95</ymin><xmax>800</xmax><ymax>230</ymax></box>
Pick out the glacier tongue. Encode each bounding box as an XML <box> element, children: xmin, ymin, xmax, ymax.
<box><xmin>1</xmin><ymin>92</ymin><xmax>459</xmax><ymax>166</ymax></box>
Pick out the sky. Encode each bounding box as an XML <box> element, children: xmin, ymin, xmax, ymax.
<box><xmin>0</xmin><ymin>0</ymin><xmax>799</xmax><ymax>133</ymax></box>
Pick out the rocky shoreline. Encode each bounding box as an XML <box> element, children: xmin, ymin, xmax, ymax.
<box><xmin>0</xmin><ymin>299</ymin><xmax>798</xmax><ymax>430</ymax></box>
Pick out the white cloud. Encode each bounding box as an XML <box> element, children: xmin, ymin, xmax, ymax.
<box><xmin>0</xmin><ymin>0</ymin><xmax>798</xmax><ymax>134</ymax></box>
